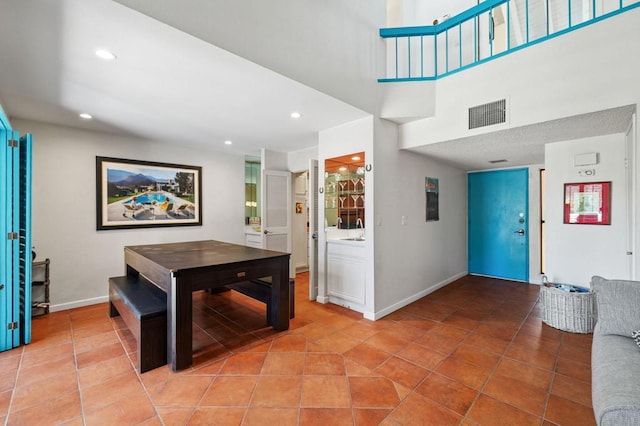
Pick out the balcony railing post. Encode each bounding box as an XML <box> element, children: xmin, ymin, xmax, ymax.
<box><xmin>568</xmin><ymin>0</ymin><xmax>572</xmax><ymax>27</ymax></box>
<box><xmin>434</xmin><ymin>34</ymin><xmax>438</xmax><ymax>77</ymax></box>
<box><xmin>395</xmin><ymin>37</ymin><xmax>398</xmax><ymax>79</ymax></box>
<box><xmin>408</xmin><ymin>37</ymin><xmax>411</xmax><ymax>78</ymax></box>
<box><xmin>526</xmin><ymin>0</ymin><xmax>530</xmax><ymax>42</ymax></box>
<box><xmin>507</xmin><ymin>0</ymin><xmax>511</xmax><ymax>50</ymax></box>
<box><xmin>421</xmin><ymin>36</ymin><xmax>424</xmax><ymax>78</ymax></box>
<box><xmin>459</xmin><ymin>24</ymin><xmax>463</xmax><ymax>69</ymax></box>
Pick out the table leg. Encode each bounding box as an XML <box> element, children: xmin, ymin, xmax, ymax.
<box><xmin>270</xmin><ymin>258</ymin><xmax>290</xmax><ymax>331</ymax></box>
<box><xmin>168</xmin><ymin>274</ymin><xmax>193</xmax><ymax>371</ymax></box>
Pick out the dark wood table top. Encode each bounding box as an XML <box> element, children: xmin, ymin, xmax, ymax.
<box><xmin>124</xmin><ymin>240</ymin><xmax>289</xmax><ymax>273</ymax></box>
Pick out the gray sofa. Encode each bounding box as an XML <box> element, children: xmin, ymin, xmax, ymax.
<box><xmin>591</xmin><ymin>276</ymin><xmax>640</xmax><ymax>425</ymax></box>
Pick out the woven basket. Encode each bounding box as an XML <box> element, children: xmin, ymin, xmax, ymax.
<box><xmin>540</xmin><ymin>283</ymin><xmax>597</xmax><ymax>333</ymax></box>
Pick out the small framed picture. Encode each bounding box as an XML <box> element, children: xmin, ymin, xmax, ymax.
<box><xmin>563</xmin><ymin>181</ymin><xmax>611</xmax><ymax>225</ymax></box>
<box><xmin>425</xmin><ymin>177</ymin><xmax>439</xmax><ymax>222</ymax></box>
<box><xmin>295</xmin><ymin>202</ymin><xmax>303</xmax><ymax>214</ymax></box>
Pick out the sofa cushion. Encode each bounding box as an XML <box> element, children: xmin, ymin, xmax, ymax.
<box><xmin>592</xmin><ymin>323</ymin><xmax>640</xmax><ymax>425</ymax></box>
<box><xmin>591</xmin><ymin>276</ymin><xmax>640</xmax><ymax>337</ymax></box>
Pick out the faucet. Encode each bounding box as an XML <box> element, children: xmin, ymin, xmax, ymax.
<box><xmin>337</xmin><ymin>217</ymin><xmax>342</xmax><ymax>229</ymax></box>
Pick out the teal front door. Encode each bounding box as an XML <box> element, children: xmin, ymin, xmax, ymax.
<box><xmin>468</xmin><ymin>168</ymin><xmax>529</xmax><ymax>282</ymax></box>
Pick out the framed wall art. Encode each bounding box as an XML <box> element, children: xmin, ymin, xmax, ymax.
<box><xmin>96</xmin><ymin>157</ymin><xmax>202</xmax><ymax>230</ymax></box>
<box><xmin>425</xmin><ymin>177</ymin><xmax>439</xmax><ymax>222</ymax></box>
<box><xmin>563</xmin><ymin>181</ymin><xmax>611</xmax><ymax>225</ymax></box>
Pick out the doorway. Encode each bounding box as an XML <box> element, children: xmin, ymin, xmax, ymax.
<box><xmin>292</xmin><ymin>171</ymin><xmax>309</xmax><ymax>273</ymax></box>
<box><xmin>468</xmin><ymin>168</ymin><xmax>529</xmax><ymax>282</ymax></box>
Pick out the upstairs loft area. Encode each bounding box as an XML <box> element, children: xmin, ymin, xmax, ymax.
<box><xmin>380</xmin><ymin>0</ymin><xmax>640</xmax><ymax>82</ymax></box>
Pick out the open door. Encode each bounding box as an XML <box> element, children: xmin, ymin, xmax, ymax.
<box><xmin>1</xmin><ymin>111</ymin><xmax>32</xmax><ymax>351</ymax></box>
<box><xmin>262</xmin><ymin>169</ymin><xmax>291</xmax><ymax>256</ymax></box>
<box><xmin>1</xmin><ymin>112</ymin><xmax>13</xmax><ymax>351</ymax></box>
<box><xmin>308</xmin><ymin>159</ymin><xmax>319</xmax><ymax>300</ymax></box>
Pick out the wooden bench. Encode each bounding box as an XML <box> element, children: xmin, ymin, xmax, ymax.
<box><xmin>225</xmin><ymin>277</ymin><xmax>295</xmax><ymax>325</ymax></box>
<box><xmin>109</xmin><ymin>275</ymin><xmax>167</xmax><ymax>373</ymax></box>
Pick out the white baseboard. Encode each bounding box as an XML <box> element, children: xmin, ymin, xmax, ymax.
<box><xmin>50</xmin><ymin>296</ymin><xmax>109</xmax><ymax>313</ymax></box>
<box><xmin>370</xmin><ymin>271</ymin><xmax>468</xmax><ymax>320</ymax></box>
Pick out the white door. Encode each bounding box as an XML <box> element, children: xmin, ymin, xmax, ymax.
<box><xmin>308</xmin><ymin>159</ymin><xmax>319</xmax><ymax>300</ymax></box>
<box><xmin>625</xmin><ymin>118</ymin><xmax>636</xmax><ymax>280</ymax></box>
<box><xmin>262</xmin><ymin>170</ymin><xmax>291</xmax><ymax>257</ymax></box>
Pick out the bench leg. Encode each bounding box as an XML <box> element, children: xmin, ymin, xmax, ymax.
<box><xmin>109</xmin><ymin>302</ymin><xmax>120</xmax><ymax>318</ymax></box>
<box><xmin>138</xmin><ymin>315</ymin><xmax>167</xmax><ymax>373</ymax></box>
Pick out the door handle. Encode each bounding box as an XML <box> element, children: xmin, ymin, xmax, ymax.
<box><xmin>514</xmin><ymin>229</ymin><xmax>525</xmax><ymax>236</ymax></box>
<box><xmin>311</xmin><ymin>232</ymin><xmax>318</xmax><ymax>240</ymax></box>
<box><xmin>263</xmin><ymin>229</ymin><xmax>271</xmax><ymax>235</ymax></box>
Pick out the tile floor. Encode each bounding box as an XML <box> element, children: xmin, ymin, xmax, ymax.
<box><xmin>0</xmin><ymin>273</ymin><xmax>595</xmax><ymax>425</ymax></box>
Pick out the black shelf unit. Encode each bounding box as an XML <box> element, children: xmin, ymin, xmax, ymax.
<box><xmin>32</xmin><ymin>258</ymin><xmax>50</xmax><ymax>316</ymax></box>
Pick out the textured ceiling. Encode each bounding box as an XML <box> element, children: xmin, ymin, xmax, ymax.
<box><xmin>405</xmin><ymin>105</ymin><xmax>636</xmax><ymax>171</ymax></box>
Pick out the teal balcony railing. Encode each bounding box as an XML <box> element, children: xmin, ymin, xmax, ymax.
<box><xmin>380</xmin><ymin>0</ymin><xmax>639</xmax><ymax>82</ymax></box>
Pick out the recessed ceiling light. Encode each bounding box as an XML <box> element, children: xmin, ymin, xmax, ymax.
<box><xmin>95</xmin><ymin>49</ymin><xmax>117</xmax><ymax>60</ymax></box>
<box><xmin>79</xmin><ymin>113</ymin><xmax>92</xmax><ymax>119</ymax></box>
<box><xmin>290</xmin><ymin>112</ymin><xmax>301</xmax><ymax>119</ymax></box>
<box><xmin>351</xmin><ymin>156</ymin><xmax>361</xmax><ymax>161</ymax></box>
<box><xmin>224</xmin><ymin>140</ymin><xmax>232</xmax><ymax>145</ymax></box>
<box><xmin>338</xmin><ymin>166</ymin><xmax>347</xmax><ymax>171</ymax></box>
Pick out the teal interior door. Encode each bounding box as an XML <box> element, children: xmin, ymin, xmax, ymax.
<box><xmin>19</xmin><ymin>133</ymin><xmax>33</xmax><ymax>344</ymax></box>
<box><xmin>1</xmin><ymin>111</ymin><xmax>17</xmax><ymax>351</ymax></box>
<box><xmin>468</xmin><ymin>168</ymin><xmax>529</xmax><ymax>282</ymax></box>
<box><xmin>1</xmin><ymin>108</ymin><xmax>32</xmax><ymax>351</ymax></box>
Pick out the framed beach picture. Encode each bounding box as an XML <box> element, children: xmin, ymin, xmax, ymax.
<box><xmin>96</xmin><ymin>157</ymin><xmax>202</xmax><ymax>230</ymax></box>
<box><xmin>563</xmin><ymin>181</ymin><xmax>611</xmax><ymax>225</ymax></box>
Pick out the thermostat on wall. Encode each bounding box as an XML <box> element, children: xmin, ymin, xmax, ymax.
<box><xmin>574</xmin><ymin>152</ymin><xmax>598</xmax><ymax>166</ymax></box>
<box><xmin>578</xmin><ymin>169</ymin><xmax>596</xmax><ymax>177</ymax></box>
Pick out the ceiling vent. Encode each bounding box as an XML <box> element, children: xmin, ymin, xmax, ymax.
<box><xmin>469</xmin><ymin>99</ymin><xmax>506</xmax><ymax>129</ymax></box>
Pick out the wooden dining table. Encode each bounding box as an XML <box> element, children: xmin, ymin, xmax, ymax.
<box><xmin>124</xmin><ymin>240</ymin><xmax>290</xmax><ymax>371</ymax></box>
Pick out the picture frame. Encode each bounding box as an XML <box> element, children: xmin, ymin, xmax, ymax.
<box><xmin>563</xmin><ymin>181</ymin><xmax>611</xmax><ymax>225</ymax></box>
<box><xmin>425</xmin><ymin>177</ymin><xmax>439</xmax><ymax>222</ymax></box>
<box><xmin>96</xmin><ymin>156</ymin><xmax>202</xmax><ymax>230</ymax></box>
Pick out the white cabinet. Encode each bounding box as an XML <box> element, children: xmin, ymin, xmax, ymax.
<box><xmin>245</xmin><ymin>232</ymin><xmax>263</xmax><ymax>249</ymax></box>
<box><xmin>327</xmin><ymin>240</ymin><xmax>365</xmax><ymax>305</ymax></box>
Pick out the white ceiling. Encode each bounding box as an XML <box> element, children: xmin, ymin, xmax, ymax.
<box><xmin>0</xmin><ymin>1</ymin><xmax>633</xmax><ymax>170</ymax></box>
<box><xmin>407</xmin><ymin>105</ymin><xmax>636</xmax><ymax>170</ymax></box>
<box><xmin>0</xmin><ymin>0</ymin><xmax>369</xmax><ymax>156</ymax></box>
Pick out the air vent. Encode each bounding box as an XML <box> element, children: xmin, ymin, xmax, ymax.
<box><xmin>469</xmin><ymin>99</ymin><xmax>506</xmax><ymax>129</ymax></box>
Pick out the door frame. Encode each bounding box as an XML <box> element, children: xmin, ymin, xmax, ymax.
<box><xmin>468</xmin><ymin>167</ymin><xmax>530</xmax><ymax>282</ymax></box>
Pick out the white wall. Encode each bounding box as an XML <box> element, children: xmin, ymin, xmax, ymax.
<box><xmin>15</xmin><ymin>119</ymin><xmax>245</xmax><ymax>311</ymax></box>
<box><xmin>373</xmin><ymin>118</ymin><xmax>468</xmax><ymax>317</ymax></box>
<box><xmin>545</xmin><ymin>134</ymin><xmax>629</xmax><ymax>287</ymax></box>
<box><xmin>399</xmin><ymin>8</ymin><xmax>640</xmax><ymax>147</ymax></box>
<box><xmin>114</xmin><ymin>0</ymin><xmax>386</xmax><ymax>115</ymax></box>
<box><xmin>288</xmin><ymin>146</ymin><xmax>317</xmax><ymax>173</ymax></box>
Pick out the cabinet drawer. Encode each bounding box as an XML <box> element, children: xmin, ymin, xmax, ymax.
<box><xmin>245</xmin><ymin>233</ymin><xmax>263</xmax><ymax>248</ymax></box>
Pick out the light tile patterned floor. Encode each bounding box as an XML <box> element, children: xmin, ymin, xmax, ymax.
<box><xmin>0</xmin><ymin>273</ymin><xmax>595</xmax><ymax>425</ymax></box>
